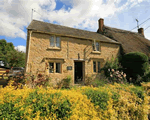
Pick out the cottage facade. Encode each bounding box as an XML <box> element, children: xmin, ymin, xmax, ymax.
<box><xmin>25</xmin><ymin>19</ymin><xmax>120</xmax><ymax>84</ymax></box>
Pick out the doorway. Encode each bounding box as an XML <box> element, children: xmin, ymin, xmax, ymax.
<box><xmin>74</xmin><ymin>61</ymin><xmax>83</xmax><ymax>84</ymax></box>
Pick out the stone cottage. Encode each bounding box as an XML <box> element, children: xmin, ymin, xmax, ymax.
<box><xmin>25</xmin><ymin>19</ymin><xmax>120</xmax><ymax>84</ymax></box>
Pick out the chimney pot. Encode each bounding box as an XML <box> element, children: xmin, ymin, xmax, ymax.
<box><xmin>138</xmin><ymin>28</ymin><xmax>144</xmax><ymax>36</ymax></box>
<box><xmin>98</xmin><ymin>18</ymin><xmax>104</xmax><ymax>33</ymax></box>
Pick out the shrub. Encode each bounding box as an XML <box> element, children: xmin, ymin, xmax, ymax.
<box><xmin>130</xmin><ymin>86</ymin><xmax>145</xmax><ymax>100</ymax></box>
<box><xmin>101</xmin><ymin>56</ymin><xmax>121</xmax><ymax>78</ymax></box>
<box><xmin>0</xmin><ymin>88</ymin><xmax>72</xmax><ymax>119</ymax></box>
<box><xmin>84</xmin><ymin>76</ymin><xmax>93</xmax><ymax>86</ymax></box>
<box><xmin>0</xmin><ymin>85</ymin><xmax>99</xmax><ymax>120</ymax></box>
<box><xmin>80</xmin><ymin>84</ymin><xmax>148</xmax><ymax>120</ymax></box>
<box><xmin>100</xmin><ymin>57</ymin><xmax>127</xmax><ymax>84</ymax></box>
<box><xmin>108</xmin><ymin>69</ymin><xmax>127</xmax><ymax>83</ymax></box>
<box><xmin>0</xmin><ymin>83</ymin><xmax>149</xmax><ymax>120</ymax></box>
<box><xmin>56</xmin><ymin>76</ymin><xmax>72</xmax><ymax>89</ymax></box>
<box><xmin>141</xmin><ymin>71</ymin><xmax>150</xmax><ymax>83</ymax></box>
<box><xmin>121</xmin><ymin>52</ymin><xmax>149</xmax><ymax>83</ymax></box>
<box><xmin>62</xmin><ymin>76</ymin><xmax>72</xmax><ymax>88</ymax></box>
<box><xmin>83</xmin><ymin>88</ymin><xmax>109</xmax><ymax>110</ymax></box>
<box><xmin>25</xmin><ymin>90</ymin><xmax>72</xmax><ymax>119</ymax></box>
<box><xmin>91</xmin><ymin>74</ymin><xmax>110</xmax><ymax>87</ymax></box>
<box><xmin>24</xmin><ymin>73</ymin><xmax>51</xmax><ymax>88</ymax></box>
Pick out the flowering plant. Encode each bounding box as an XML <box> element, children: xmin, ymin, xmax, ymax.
<box><xmin>107</xmin><ymin>69</ymin><xmax>127</xmax><ymax>83</ymax></box>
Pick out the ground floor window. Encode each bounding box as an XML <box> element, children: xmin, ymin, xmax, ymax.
<box><xmin>56</xmin><ymin>63</ymin><xmax>61</xmax><ymax>73</ymax></box>
<box><xmin>93</xmin><ymin>61</ymin><xmax>101</xmax><ymax>73</ymax></box>
<box><xmin>93</xmin><ymin>61</ymin><xmax>96</xmax><ymax>72</ymax></box>
<box><xmin>49</xmin><ymin>62</ymin><xmax>61</xmax><ymax>73</ymax></box>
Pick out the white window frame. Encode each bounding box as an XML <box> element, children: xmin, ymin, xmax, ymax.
<box><xmin>50</xmin><ymin>36</ymin><xmax>61</xmax><ymax>48</ymax></box>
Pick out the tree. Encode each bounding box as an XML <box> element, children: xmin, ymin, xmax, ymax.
<box><xmin>0</xmin><ymin>39</ymin><xmax>26</xmax><ymax>68</ymax></box>
<box><xmin>121</xmin><ymin>52</ymin><xmax>149</xmax><ymax>84</ymax></box>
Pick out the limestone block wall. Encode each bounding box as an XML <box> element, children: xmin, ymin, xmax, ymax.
<box><xmin>26</xmin><ymin>31</ymin><xmax>120</xmax><ymax>84</ymax></box>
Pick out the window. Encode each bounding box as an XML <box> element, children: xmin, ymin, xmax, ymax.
<box><xmin>56</xmin><ymin>63</ymin><xmax>61</xmax><ymax>73</ymax></box>
<box><xmin>96</xmin><ymin>42</ymin><xmax>99</xmax><ymax>51</ymax></box>
<box><xmin>56</xmin><ymin>37</ymin><xmax>60</xmax><ymax>47</ymax></box>
<box><xmin>98</xmin><ymin>62</ymin><xmax>100</xmax><ymax>73</ymax></box>
<box><xmin>50</xmin><ymin>36</ymin><xmax>60</xmax><ymax>48</ymax></box>
<box><xmin>93</xmin><ymin>61</ymin><xmax>101</xmax><ymax>73</ymax></box>
<box><xmin>93</xmin><ymin>41</ymin><xmax>100</xmax><ymax>51</ymax></box>
<box><xmin>93</xmin><ymin>61</ymin><xmax>96</xmax><ymax>72</ymax></box>
<box><xmin>49</xmin><ymin>62</ymin><xmax>61</xmax><ymax>73</ymax></box>
<box><xmin>49</xmin><ymin>63</ymin><xmax>54</xmax><ymax>73</ymax></box>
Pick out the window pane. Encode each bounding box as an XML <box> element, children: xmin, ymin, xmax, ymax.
<box><xmin>49</xmin><ymin>63</ymin><xmax>54</xmax><ymax>73</ymax></box>
<box><xmin>96</xmin><ymin>42</ymin><xmax>99</xmax><ymax>51</ymax></box>
<box><xmin>56</xmin><ymin>63</ymin><xmax>61</xmax><ymax>73</ymax></box>
<box><xmin>56</xmin><ymin>37</ymin><xmax>60</xmax><ymax>47</ymax></box>
<box><xmin>98</xmin><ymin>62</ymin><xmax>100</xmax><ymax>73</ymax></box>
<box><xmin>50</xmin><ymin>36</ymin><xmax>55</xmax><ymax>47</ymax></box>
<box><xmin>93</xmin><ymin>61</ymin><xmax>96</xmax><ymax>72</ymax></box>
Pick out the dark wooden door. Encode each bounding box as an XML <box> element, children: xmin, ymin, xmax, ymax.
<box><xmin>74</xmin><ymin>62</ymin><xmax>83</xmax><ymax>84</ymax></box>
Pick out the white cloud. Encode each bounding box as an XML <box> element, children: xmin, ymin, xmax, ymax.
<box><xmin>15</xmin><ymin>45</ymin><xmax>26</xmax><ymax>53</ymax></box>
<box><xmin>0</xmin><ymin>0</ymin><xmax>150</xmax><ymax>40</ymax></box>
<box><xmin>0</xmin><ymin>0</ymin><xmax>55</xmax><ymax>39</ymax></box>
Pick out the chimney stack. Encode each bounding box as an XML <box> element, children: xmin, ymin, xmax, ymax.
<box><xmin>138</xmin><ymin>28</ymin><xmax>144</xmax><ymax>36</ymax></box>
<box><xmin>98</xmin><ymin>18</ymin><xmax>104</xmax><ymax>33</ymax></box>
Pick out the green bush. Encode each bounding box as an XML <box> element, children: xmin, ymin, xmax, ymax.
<box><xmin>111</xmin><ymin>91</ymin><xmax>120</xmax><ymax>104</ymax></box>
<box><xmin>0</xmin><ymin>89</ymin><xmax>72</xmax><ymax>119</ymax></box>
<box><xmin>130</xmin><ymin>87</ymin><xmax>144</xmax><ymax>100</ymax></box>
<box><xmin>91</xmin><ymin>74</ymin><xmax>109</xmax><ymax>87</ymax></box>
<box><xmin>141</xmin><ymin>71</ymin><xmax>150</xmax><ymax>82</ymax></box>
<box><xmin>83</xmin><ymin>89</ymin><xmax>109</xmax><ymax>110</ymax></box>
<box><xmin>56</xmin><ymin>76</ymin><xmax>72</xmax><ymax>89</ymax></box>
<box><xmin>0</xmin><ymin>96</ymin><xmax>22</xmax><ymax>119</ymax></box>
<box><xmin>100</xmin><ymin>57</ymin><xmax>128</xmax><ymax>84</ymax></box>
<box><xmin>101</xmin><ymin>57</ymin><xmax>121</xmax><ymax>78</ymax></box>
<box><xmin>62</xmin><ymin>76</ymin><xmax>72</xmax><ymax>88</ymax></box>
<box><xmin>121</xmin><ymin>52</ymin><xmax>149</xmax><ymax>84</ymax></box>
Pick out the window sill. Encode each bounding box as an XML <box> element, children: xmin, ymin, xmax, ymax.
<box><xmin>91</xmin><ymin>51</ymin><xmax>101</xmax><ymax>54</ymax></box>
<box><xmin>47</xmin><ymin>47</ymin><xmax>61</xmax><ymax>50</ymax></box>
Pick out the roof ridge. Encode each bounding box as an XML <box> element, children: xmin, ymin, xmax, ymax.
<box><xmin>104</xmin><ymin>25</ymin><xmax>138</xmax><ymax>34</ymax></box>
<box><xmin>32</xmin><ymin>19</ymin><xmax>97</xmax><ymax>34</ymax></box>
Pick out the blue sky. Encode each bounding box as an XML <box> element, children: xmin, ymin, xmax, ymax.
<box><xmin>0</xmin><ymin>0</ymin><xmax>150</xmax><ymax>52</ymax></box>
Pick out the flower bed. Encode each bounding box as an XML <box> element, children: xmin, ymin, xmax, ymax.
<box><xmin>0</xmin><ymin>82</ymin><xmax>149</xmax><ymax>120</ymax></box>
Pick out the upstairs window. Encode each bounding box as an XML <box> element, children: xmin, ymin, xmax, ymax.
<box><xmin>50</xmin><ymin>36</ymin><xmax>60</xmax><ymax>48</ymax></box>
<box><xmin>96</xmin><ymin>42</ymin><xmax>100</xmax><ymax>51</ymax></box>
<box><xmin>93</xmin><ymin>40</ymin><xmax>100</xmax><ymax>51</ymax></box>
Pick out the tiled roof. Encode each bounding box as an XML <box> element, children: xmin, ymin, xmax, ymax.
<box><xmin>27</xmin><ymin>20</ymin><xmax>120</xmax><ymax>44</ymax></box>
<box><xmin>97</xmin><ymin>26</ymin><xmax>150</xmax><ymax>57</ymax></box>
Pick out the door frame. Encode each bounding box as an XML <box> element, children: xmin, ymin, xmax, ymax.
<box><xmin>74</xmin><ymin>60</ymin><xmax>85</xmax><ymax>84</ymax></box>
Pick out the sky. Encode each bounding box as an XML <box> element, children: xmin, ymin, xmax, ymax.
<box><xmin>0</xmin><ymin>0</ymin><xmax>150</xmax><ymax>53</ymax></box>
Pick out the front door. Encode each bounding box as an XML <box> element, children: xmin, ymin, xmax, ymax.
<box><xmin>74</xmin><ymin>62</ymin><xmax>83</xmax><ymax>84</ymax></box>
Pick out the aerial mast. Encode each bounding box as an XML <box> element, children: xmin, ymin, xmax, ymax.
<box><xmin>136</xmin><ymin>19</ymin><xmax>139</xmax><ymax>29</ymax></box>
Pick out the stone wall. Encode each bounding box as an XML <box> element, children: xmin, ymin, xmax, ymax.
<box><xmin>26</xmin><ymin>31</ymin><xmax>120</xmax><ymax>84</ymax></box>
